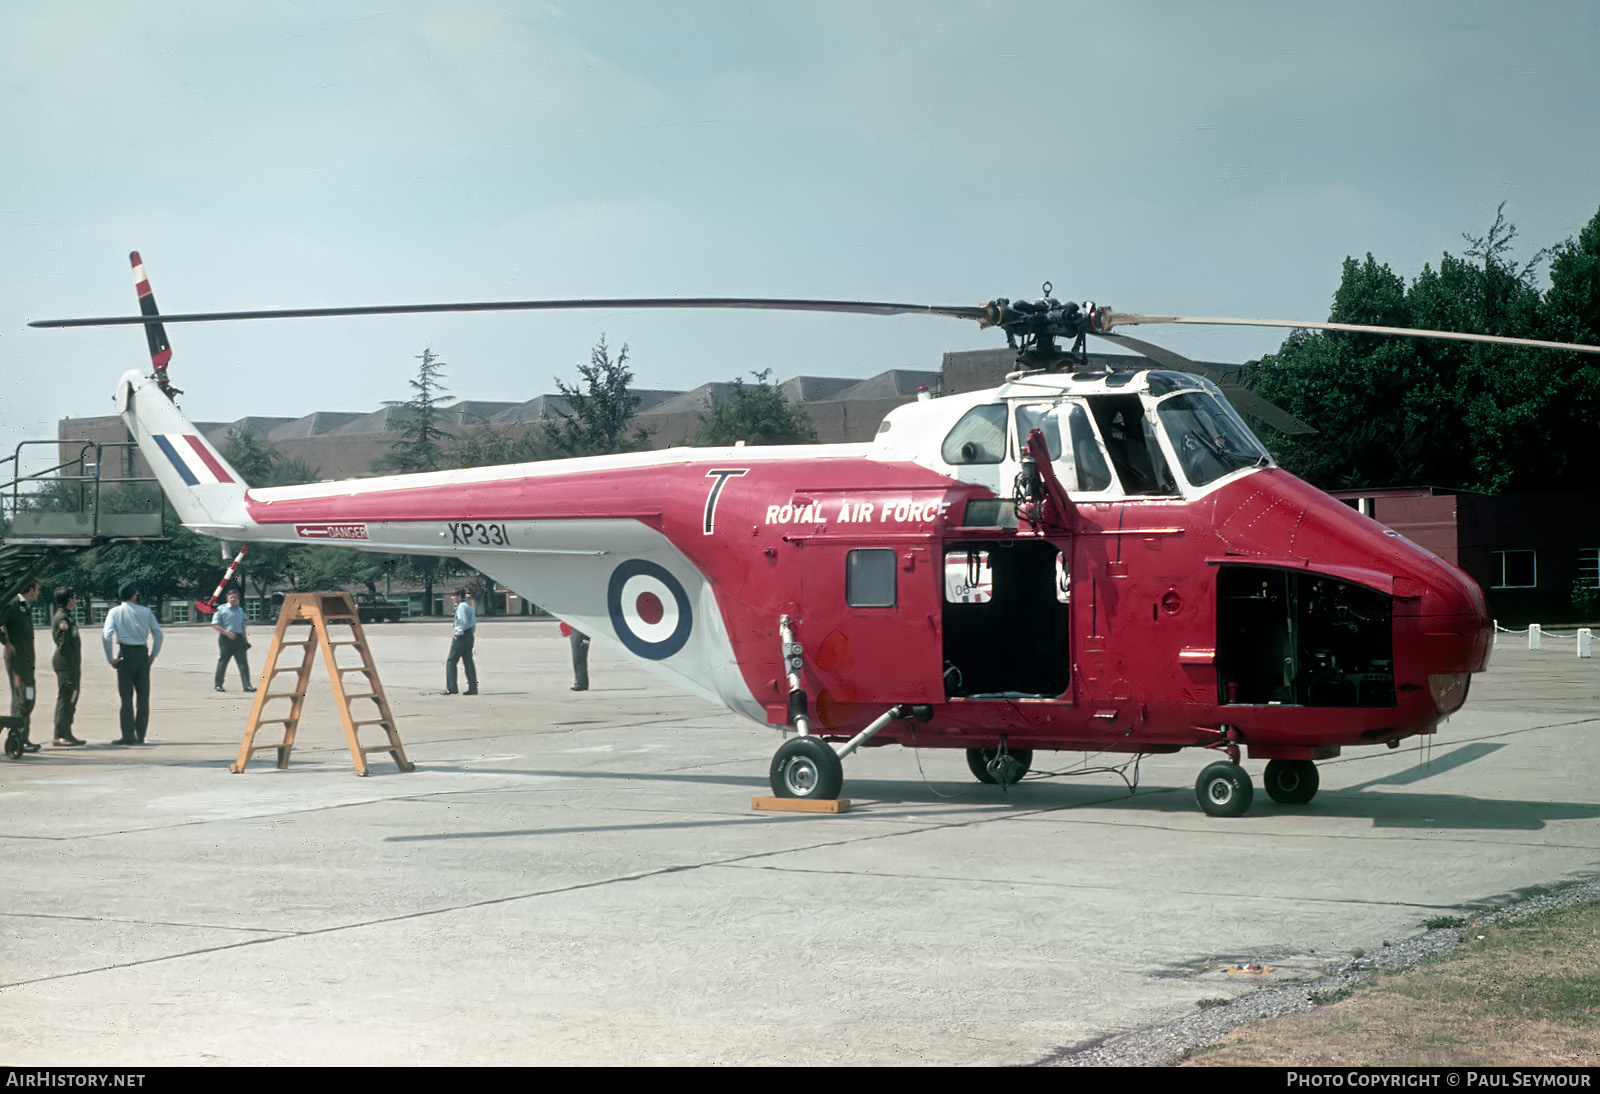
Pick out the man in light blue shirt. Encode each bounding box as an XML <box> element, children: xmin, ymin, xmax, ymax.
<box><xmin>101</xmin><ymin>580</ymin><xmax>163</xmax><ymax>744</ymax></box>
<box><xmin>212</xmin><ymin>587</ymin><xmax>256</xmax><ymax>694</ymax></box>
<box><xmin>443</xmin><ymin>587</ymin><xmax>478</xmax><ymax>695</ymax></box>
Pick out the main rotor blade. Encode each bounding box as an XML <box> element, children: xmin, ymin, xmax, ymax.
<box><xmin>29</xmin><ymin>297</ymin><xmax>991</xmax><ymax>329</ymax></box>
<box><xmin>1103</xmin><ymin>312</ymin><xmax>1600</xmax><ymax>357</ymax></box>
<box><xmin>1095</xmin><ymin>330</ymin><xmax>1316</xmax><ymax>436</ymax></box>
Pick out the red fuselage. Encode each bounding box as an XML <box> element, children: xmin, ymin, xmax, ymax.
<box><xmin>243</xmin><ymin>454</ymin><xmax>1490</xmax><ymax>760</ymax></box>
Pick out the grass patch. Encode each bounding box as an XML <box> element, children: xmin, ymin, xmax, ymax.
<box><xmin>1183</xmin><ymin>897</ymin><xmax>1600</xmax><ymax>1067</ymax></box>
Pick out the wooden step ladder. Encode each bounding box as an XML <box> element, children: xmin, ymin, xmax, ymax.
<box><xmin>230</xmin><ymin>592</ymin><xmax>414</xmax><ymax>776</ymax></box>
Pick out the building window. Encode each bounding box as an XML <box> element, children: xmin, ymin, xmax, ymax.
<box><xmin>846</xmin><ymin>549</ymin><xmax>897</xmax><ymax>607</ymax></box>
<box><xmin>1490</xmin><ymin>549</ymin><xmax>1537</xmax><ymax>589</ymax></box>
<box><xmin>1578</xmin><ymin>548</ymin><xmax>1600</xmax><ymax>590</ymax></box>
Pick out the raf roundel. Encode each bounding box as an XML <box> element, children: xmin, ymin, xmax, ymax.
<box><xmin>607</xmin><ymin>559</ymin><xmax>693</xmax><ymax>660</ymax></box>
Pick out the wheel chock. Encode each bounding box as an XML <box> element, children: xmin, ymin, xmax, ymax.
<box><xmin>751</xmin><ymin>796</ymin><xmax>851</xmax><ymax>814</ymax></box>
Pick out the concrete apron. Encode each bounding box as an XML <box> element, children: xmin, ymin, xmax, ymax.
<box><xmin>2</xmin><ymin>622</ymin><xmax>1596</xmax><ymax>1065</ymax></box>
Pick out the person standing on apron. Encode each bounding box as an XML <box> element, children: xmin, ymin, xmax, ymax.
<box><xmin>212</xmin><ymin>587</ymin><xmax>256</xmax><ymax>693</ymax></box>
<box><xmin>1</xmin><ymin>578</ymin><xmax>41</xmax><ymax>753</ymax></box>
<box><xmin>560</xmin><ymin>621</ymin><xmax>590</xmax><ymax>691</ymax></box>
<box><xmin>102</xmin><ymin>581</ymin><xmax>163</xmax><ymax>745</ymax></box>
<box><xmin>50</xmin><ymin>587</ymin><xmax>85</xmax><ymax>747</ymax></box>
<box><xmin>443</xmin><ymin>587</ymin><xmax>478</xmax><ymax>695</ymax></box>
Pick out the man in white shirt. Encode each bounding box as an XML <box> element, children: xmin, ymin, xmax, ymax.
<box><xmin>443</xmin><ymin>587</ymin><xmax>478</xmax><ymax>696</ymax></box>
<box><xmin>101</xmin><ymin>581</ymin><xmax>163</xmax><ymax>744</ymax></box>
<box><xmin>211</xmin><ymin>587</ymin><xmax>256</xmax><ymax>693</ymax></box>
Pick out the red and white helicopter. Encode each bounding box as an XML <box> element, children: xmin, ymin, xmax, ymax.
<box><xmin>32</xmin><ymin>255</ymin><xmax>1600</xmax><ymax>814</ymax></box>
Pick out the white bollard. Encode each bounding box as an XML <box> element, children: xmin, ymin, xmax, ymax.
<box><xmin>1580</xmin><ymin>628</ymin><xmax>1592</xmax><ymax>658</ymax></box>
<box><xmin>1529</xmin><ymin>623</ymin><xmax>1542</xmax><ymax>650</ymax></box>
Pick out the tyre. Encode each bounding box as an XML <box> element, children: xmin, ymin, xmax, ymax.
<box><xmin>770</xmin><ymin>737</ymin><xmax>844</xmax><ymax>800</ymax></box>
<box><xmin>4</xmin><ymin>729</ymin><xmax>22</xmax><ymax>760</ymax></box>
<box><xmin>965</xmin><ymin>747</ymin><xmax>1034</xmax><ymax>786</ymax></box>
<box><xmin>1195</xmin><ymin>760</ymin><xmax>1254</xmax><ymax>817</ymax></box>
<box><xmin>1263</xmin><ymin>758</ymin><xmax>1319</xmax><ymax>805</ymax></box>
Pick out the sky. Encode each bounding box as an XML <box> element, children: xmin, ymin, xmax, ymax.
<box><xmin>5</xmin><ymin>0</ymin><xmax>1599</xmax><ymax>462</ymax></box>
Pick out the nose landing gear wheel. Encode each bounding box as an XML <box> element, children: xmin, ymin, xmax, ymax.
<box><xmin>965</xmin><ymin>747</ymin><xmax>1033</xmax><ymax>786</ymax></box>
<box><xmin>1263</xmin><ymin>758</ymin><xmax>1319</xmax><ymax>805</ymax></box>
<box><xmin>770</xmin><ymin>737</ymin><xmax>844</xmax><ymax>800</ymax></box>
<box><xmin>1195</xmin><ymin>760</ymin><xmax>1254</xmax><ymax>817</ymax></box>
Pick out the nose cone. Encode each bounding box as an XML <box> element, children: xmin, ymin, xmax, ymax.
<box><xmin>1220</xmin><ymin>471</ymin><xmax>1493</xmax><ymax>673</ymax></box>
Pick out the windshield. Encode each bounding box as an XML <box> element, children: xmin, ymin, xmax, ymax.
<box><xmin>1156</xmin><ymin>391</ymin><xmax>1271</xmax><ymax>487</ymax></box>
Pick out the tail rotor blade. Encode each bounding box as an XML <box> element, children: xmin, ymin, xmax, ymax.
<box><xmin>129</xmin><ymin>251</ymin><xmax>183</xmax><ymax>398</ymax></box>
<box><xmin>130</xmin><ymin>251</ymin><xmax>172</xmax><ymax>369</ymax></box>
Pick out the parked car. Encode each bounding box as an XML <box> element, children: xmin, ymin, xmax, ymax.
<box><xmin>354</xmin><ymin>593</ymin><xmax>404</xmax><ymax>623</ymax></box>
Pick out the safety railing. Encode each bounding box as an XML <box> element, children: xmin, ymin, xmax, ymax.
<box><xmin>1492</xmin><ymin>621</ymin><xmax>1595</xmax><ymax>658</ymax></box>
<box><xmin>1</xmin><ymin>440</ymin><xmax>167</xmax><ymax>543</ymax></box>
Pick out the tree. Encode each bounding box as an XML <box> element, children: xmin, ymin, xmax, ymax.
<box><xmin>689</xmin><ymin>370</ymin><xmax>819</xmax><ymax>446</ymax></box>
<box><xmin>1544</xmin><ymin>207</ymin><xmax>1600</xmax><ymax>346</ymax></box>
<box><xmin>538</xmin><ymin>336</ymin><xmax>654</xmax><ymax>458</ymax></box>
<box><xmin>373</xmin><ymin>348</ymin><xmax>452</xmax><ymax>475</ymax></box>
<box><xmin>40</xmin><ymin>512</ymin><xmax>223</xmax><ymax>614</ymax></box>
<box><xmin>444</xmin><ymin>423</ymin><xmax>543</xmax><ymax>469</ymax></box>
<box><xmin>222</xmin><ymin>427</ymin><xmax>278</xmax><ymax>485</ymax></box>
<box><xmin>1243</xmin><ymin>204</ymin><xmax>1600</xmax><ymax>494</ymax></box>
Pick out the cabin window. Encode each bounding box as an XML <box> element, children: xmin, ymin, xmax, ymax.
<box><xmin>1490</xmin><ymin>549</ymin><xmax>1537</xmax><ymax>589</ymax></box>
<box><xmin>846</xmin><ymin>548</ymin><xmax>897</xmax><ymax>607</ymax></box>
<box><xmin>1156</xmin><ymin>392</ymin><xmax>1270</xmax><ymax>487</ymax></box>
<box><xmin>941</xmin><ymin>404</ymin><xmax>1007</xmax><ymax>465</ymax></box>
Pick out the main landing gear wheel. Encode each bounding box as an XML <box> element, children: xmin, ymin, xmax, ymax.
<box><xmin>770</xmin><ymin>737</ymin><xmax>844</xmax><ymax>800</ymax></box>
<box><xmin>1195</xmin><ymin>760</ymin><xmax>1254</xmax><ymax>817</ymax></box>
<box><xmin>1263</xmin><ymin>759</ymin><xmax>1319</xmax><ymax>805</ymax></box>
<box><xmin>966</xmin><ymin>747</ymin><xmax>1033</xmax><ymax>786</ymax></box>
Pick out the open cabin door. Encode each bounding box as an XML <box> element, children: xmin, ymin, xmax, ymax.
<box><xmin>797</xmin><ymin>539</ymin><xmax>945</xmax><ymax>723</ymax></box>
<box><xmin>941</xmin><ymin>537</ymin><xmax>1072</xmax><ymax>699</ymax></box>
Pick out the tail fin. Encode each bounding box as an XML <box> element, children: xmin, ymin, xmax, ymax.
<box><xmin>116</xmin><ymin>370</ymin><xmax>251</xmax><ymax>536</ymax></box>
<box><xmin>115</xmin><ymin>252</ymin><xmax>250</xmax><ymax>536</ymax></box>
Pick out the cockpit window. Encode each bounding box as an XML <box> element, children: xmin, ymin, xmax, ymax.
<box><xmin>1013</xmin><ymin>404</ymin><xmax>1062</xmax><ymax>460</ymax></box>
<box><xmin>1062</xmin><ymin>403</ymin><xmax>1113</xmax><ymax>492</ymax></box>
<box><xmin>1156</xmin><ymin>391</ymin><xmax>1271</xmax><ymax>487</ymax></box>
<box><xmin>1088</xmin><ymin>394</ymin><xmax>1179</xmax><ymax>496</ymax></box>
<box><xmin>1014</xmin><ymin>402</ymin><xmax>1114</xmax><ymax>493</ymax></box>
<box><xmin>941</xmin><ymin>404</ymin><xmax>1007</xmax><ymax>465</ymax></box>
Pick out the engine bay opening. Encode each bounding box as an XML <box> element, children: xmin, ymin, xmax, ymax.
<box><xmin>1217</xmin><ymin>565</ymin><xmax>1395</xmax><ymax>707</ymax></box>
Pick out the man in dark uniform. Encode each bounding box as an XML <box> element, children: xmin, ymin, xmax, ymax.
<box><xmin>1</xmin><ymin>578</ymin><xmax>42</xmax><ymax>753</ymax></box>
<box><xmin>50</xmin><ymin>587</ymin><xmax>85</xmax><ymax>747</ymax></box>
<box><xmin>560</xmin><ymin>621</ymin><xmax>590</xmax><ymax>691</ymax></box>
